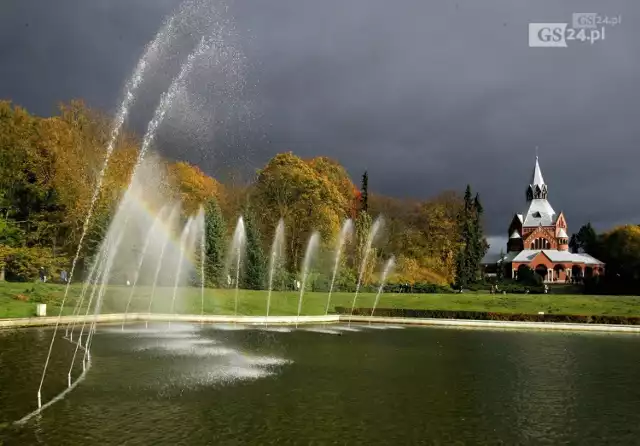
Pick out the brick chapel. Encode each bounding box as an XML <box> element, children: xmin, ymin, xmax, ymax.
<box><xmin>499</xmin><ymin>157</ymin><xmax>605</xmax><ymax>283</ymax></box>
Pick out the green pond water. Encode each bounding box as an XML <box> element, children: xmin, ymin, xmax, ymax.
<box><xmin>1</xmin><ymin>324</ymin><xmax>640</xmax><ymax>444</ymax></box>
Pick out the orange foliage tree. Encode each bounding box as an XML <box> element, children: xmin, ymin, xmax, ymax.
<box><xmin>167</xmin><ymin>161</ymin><xmax>222</xmax><ymax>216</ymax></box>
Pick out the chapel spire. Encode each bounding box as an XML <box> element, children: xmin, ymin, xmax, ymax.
<box><xmin>526</xmin><ymin>155</ymin><xmax>548</xmax><ymax>201</ymax></box>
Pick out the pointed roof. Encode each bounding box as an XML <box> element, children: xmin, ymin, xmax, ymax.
<box><xmin>523</xmin><ymin>199</ymin><xmax>556</xmax><ymax>226</ymax></box>
<box><xmin>557</xmin><ymin>228</ymin><xmax>568</xmax><ymax>238</ymax></box>
<box><xmin>509</xmin><ymin>230</ymin><xmax>521</xmax><ymax>239</ymax></box>
<box><xmin>526</xmin><ymin>156</ymin><xmax>549</xmax><ymax>202</ymax></box>
<box><xmin>530</xmin><ymin>156</ymin><xmax>545</xmax><ymax>186</ymax></box>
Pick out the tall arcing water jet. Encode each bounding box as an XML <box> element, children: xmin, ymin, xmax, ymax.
<box><xmin>265</xmin><ymin>219</ymin><xmax>285</xmax><ymax>325</ymax></box>
<box><xmin>25</xmin><ymin>0</ymin><xmax>249</xmax><ymax>421</ymax></box>
<box><xmin>132</xmin><ymin>35</ymin><xmax>215</xmax><ymax>175</ymax></box>
<box><xmin>170</xmin><ymin>218</ymin><xmax>195</xmax><ymax>319</ymax></box>
<box><xmin>36</xmin><ymin>11</ymin><xmax>180</xmax><ymax>408</ymax></box>
<box><xmin>325</xmin><ymin>219</ymin><xmax>353</xmax><ymax>315</ymax></box>
<box><xmin>296</xmin><ymin>232</ymin><xmax>320</xmax><ymax>328</ymax></box>
<box><xmin>197</xmin><ymin>207</ymin><xmax>206</xmax><ymax>322</ymax></box>
<box><xmin>349</xmin><ymin>217</ymin><xmax>383</xmax><ymax>326</ymax></box>
<box><xmin>370</xmin><ymin>256</ymin><xmax>396</xmax><ymax>320</ymax></box>
<box><xmin>228</xmin><ymin>217</ymin><xmax>246</xmax><ymax>317</ymax></box>
<box><xmin>85</xmin><ymin>229</ymin><xmax>127</xmax><ymax>360</ymax></box>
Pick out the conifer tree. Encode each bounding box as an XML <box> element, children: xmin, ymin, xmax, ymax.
<box><xmin>455</xmin><ymin>186</ymin><xmax>488</xmax><ymax>286</ymax></box>
<box><xmin>242</xmin><ymin>208</ymin><xmax>266</xmax><ymax>290</ymax></box>
<box><xmin>455</xmin><ymin>185</ymin><xmax>473</xmax><ymax>287</ymax></box>
<box><xmin>361</xmin><ymin>170</ymin><xmax>369</xmax><ymax>213</ymax></box>
<box><xmin>204</xmin><ymin>198</ymin><xmax>226</xmax><ymax>287</ymax></box>
<box><xmin>570</xmin><ymin>222</ymin><xmax>598</xmax><ymax>254</ymax></box>
<box><xmin>471</xmin><ymin>192</ymin><xmax>489</xmax><ymax>282</ymax></box>
<box><xmin>355</xmin><ymin>209</ymin><xmax>372</xmax><ymax>271</ymax></box>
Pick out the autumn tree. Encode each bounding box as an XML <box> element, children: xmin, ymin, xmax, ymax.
<box><xmin>598</xmin><ymin>225</ymin><xmax>640</xmax><ymax>282</ymax></box>
<box><xmin>0</xmin><ymin>219</ymin><xmax>23</xmax><ymax>281</ymax></box>
<box><xmin>251</xmin><ymin>152</ymin><xmax>347</xmax><ymax>271</ymax></box>
<box><xmin>0</xmin><ymin>99</ymin><xmax>500</xmax><ymax>292</ymax></box>
<box><xmin>0</xmin><ymin>101</ymin><xmax>51</xmax><ymax>246</ymax></box>
<box><xmin>168</xmin><ymin>161</ymin><xmax>221</xmax><ymax>216</ymax></box>
<box><xmin>390</xmin><ymin>255</ymin><xmax>448</xmax><ymax>286</ymax></box>
<box><xmin>306</xmin><ymin>156</ymin><xmax>355</xmax><ymax>204</ymax></box>
<box><xmin>369</xmin><ymin>191</ymin><xmax>462</xmax><ymax>285</ymax></box>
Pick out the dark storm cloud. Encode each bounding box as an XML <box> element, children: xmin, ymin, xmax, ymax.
<box><xmin>1</xmin><ymin>0</ymin><xmax>639</xmax><ymax>250</ymax></box>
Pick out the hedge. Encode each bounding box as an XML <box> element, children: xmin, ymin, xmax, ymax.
<box><xmin>335</xmin><ymin>307</ymin><xmax>640</xmax><ymax>325</ymax></box>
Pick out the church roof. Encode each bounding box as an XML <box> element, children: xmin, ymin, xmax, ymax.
<box><xmin>540</xmin><ymin>250</ymin><xmax>580</xmax><ymax>263</ymax></box>
<box><xmin>503</xmin><ymin>249</ymin><xmax>604</xmax><ymax>265</ymax></box>
<box><xmin>523</xmin><ymin>199</ymin><xmax>556</xmax><ymax>226</ymax></box>
<box><xmin>557</xmin><ymin>228</ymin><xmax>568</xmax><ymax>238</ymax></box>
<box><xmin>531</xmin><ymin>156</ymin><xmax>545</xmax><ymax>186</ymax></box>
<box><xmin>573</xmin><ymin>253</ymin><xmax>605</xmax><ymax>265</ymax></box>
<box><xmin>500</xmin><ymin>251</ymin><xmax>519</xmax><ymax>263</ymax></box>
<box><xmin>509</xmin><ymin>230</ymin><xmax>521</xmax><ymax>239</ymax></box>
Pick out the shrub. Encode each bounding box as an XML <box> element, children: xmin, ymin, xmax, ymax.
<box><xmin>336</xmin><ymin>307</ymin><xmax>640</xmax><ymax>325</ymax></box>
<box><xmin>2</xmin><ymin>247</ymin><xmax>70</xmax><ymax>282</ymax></box>
<box><xmin>516</xmin><ymin>266</ymin><xmax>542</xmax><ymax>286</ymax></box>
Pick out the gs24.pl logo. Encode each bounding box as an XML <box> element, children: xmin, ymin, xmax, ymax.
<box><xmin>528</xmin><ymin>13</ymin><xmax>621</xmax><ymax>48</ymax></box>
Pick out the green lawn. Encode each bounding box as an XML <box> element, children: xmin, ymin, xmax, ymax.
<box><xmin>2</xmin><ymin>281</ymin><xmax>640</xmax><ymax>319</ymax></box>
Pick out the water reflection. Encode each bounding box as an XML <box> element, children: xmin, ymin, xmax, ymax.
<box><xmin>510</xmin><ymin>332</ymin><xmax>579</xmax><ymax>443</ymax></box>
<box><xmin>1</xmin><ymin>326</ymin><xmax>640</xmax><ymax>444</ymax></box>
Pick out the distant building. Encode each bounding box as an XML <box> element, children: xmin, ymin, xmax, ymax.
<box><xmin>494</xmin><ymin>157</ymin><xmax>605</xmax><ymax>283</ymax></box>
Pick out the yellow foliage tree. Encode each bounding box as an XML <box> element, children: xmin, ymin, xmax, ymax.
<box><xmin>252</xmin><ymin>152</ymin><xmax>349</xmax><ymax>271</ymax></box>
<box><xmin>167</xmin><ymin>161</ymin><xmax>222</xmax><ymax>216</ymax></box>
<box><xmin>390</xmin><ymin>255</ymin><xmax>448</xmax><ymax>286</ymax></box>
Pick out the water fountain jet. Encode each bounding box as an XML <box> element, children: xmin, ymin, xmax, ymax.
<box><xmin>36</xmin><ymin>13</ymin><xmax>179</xmax><ymax>405</ymax></box>
<box><xmin>296</xmin><ymin>232</ymin><xmax>320</xmax><ymax>328</ymax></box>
<box><xmin>147</xmin><ymin>205</ymin><xmax>181</xmax><ymax>326</ymax></box>
<box><xmin>227</xmin><ymin>217</ymin><xmax>246</xmax><ymax>319</ymax></box>
<box><xmin>169</xmin><ymin>218</ymin><xmax>195</xmax><ymax>326</ymax></box>
<box><xmin>122</xmin><ymin>206</ymin><xmax>168</xmax><ymax>330</ymax></box>
<box><xmin>132</xmin><ymin>35</ymin><xmax>215</xmax><ymax>175</ymax></box>
<box><xmin>198</xmin><ymin>207</ymin><xmax>206</xmax><ymax>323</ymax></box>
<box><xmin>349</xmin><ymin>217</ymin><xmax>383</xmax><ymax>326</ymax></box>
<box><xmin>265</xmin><ymin>219</ymin><xmax>285</xmax><ymax>326</ymax></box>
<box><xmin>325</xmin><ymin>219</ymin><xmax>353</xmax><ymax>316</ymax></box>
<box><xmin>370</xmin><ymin>256</ymin><xmax>396</xmax><ymax>322</ymax></box>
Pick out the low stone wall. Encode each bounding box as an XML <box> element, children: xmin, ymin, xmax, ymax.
<box><xmin>3</xmin><ymin>312</ymin><xmax>640</xmax><ymax>334</ymax></box>
<box><xmin>337</xmin><ymin>307</ymin><xmax>640</xmax><ymax>325</ymax></box>
<box><xmin>344</xmin><ymin>315</ymin><xmax>640</xmax><ymax>333</ymax></box>
<box><xmin>0</xmin><ymin>313</ymin><xmax>341</xmax><ymax>329</ymax></box>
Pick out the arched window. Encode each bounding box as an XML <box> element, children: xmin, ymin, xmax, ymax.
<box><xmin>532</xmin><ymin>237</ymin><xmax>550</xmax><ymax>250</ymax></box>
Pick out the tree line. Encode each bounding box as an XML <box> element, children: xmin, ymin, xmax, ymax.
<box><xmin>0</xmin><ymin>100</ymin><xmax>489</xmax><ymax>289</ymax></box>
<box><xmin>570</xmin><ymin>222</ymin><xmax>640</xmax><ymax>294</ymax></box>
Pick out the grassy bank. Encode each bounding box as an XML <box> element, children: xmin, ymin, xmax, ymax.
<box><xmin>2</xmin><ymin>281</ymin><xmax>640</xmax><ymax>319</ymax></box>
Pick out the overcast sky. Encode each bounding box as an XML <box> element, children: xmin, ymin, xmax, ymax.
<box><xmin>1</xmin><ymin>0</ymin><xmax>638</xmax><ymax>249</ymax></box>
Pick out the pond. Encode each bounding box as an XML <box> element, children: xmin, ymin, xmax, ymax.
<box><xmin>2</xmin><ymin>324</ymin><xmax>640</xmax><ymax>444</ymax></box>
